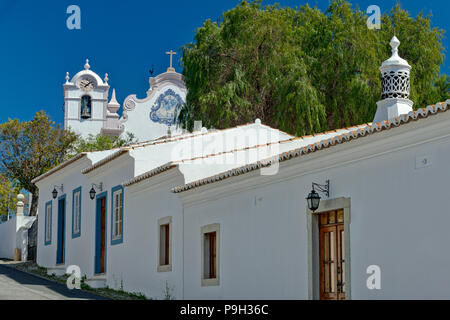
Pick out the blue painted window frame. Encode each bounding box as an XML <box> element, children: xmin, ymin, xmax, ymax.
<box><xmin>111</xmin><ymin>185</ymin><xmax>124</xmax><ymax>245</ymax></box>
<box><xmin>72</xmin><ymin>187</ymin><xmax>82</xmax><ymax>238</ymax></box>
<box><xmin>95</xmin><ymin>191</ymin><xmax>108</xmax><ymax>275</ymax></box>
<box><xmin>44</xmin><ymin>201</ymin><xmax>52</xmax><ymax>246</ymax></box>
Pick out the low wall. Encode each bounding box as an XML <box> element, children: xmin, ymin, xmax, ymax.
<box><xmin>0</xmin><ymin>216</ymin><xmax>36</xmax><ymax>260</ymax></box>
<box><xmin>0</xmin><ymin>217</ymin><xmax>17</xmax><ymax>259</ymax></box>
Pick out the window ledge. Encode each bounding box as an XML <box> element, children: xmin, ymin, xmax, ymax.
<box><xmin>111</xmin><ymin>237</ymin><xmax>123</xmax><ymax>245</ymax></box>
<box><xmin>202</xmin><ymin>278</ymin><xmax>219</xmax><ymax>287</ymax></box>
<box><xmin>157</xmin><ymin>264</ymin><xmax>172</xmax><ymax>273</ymax></box>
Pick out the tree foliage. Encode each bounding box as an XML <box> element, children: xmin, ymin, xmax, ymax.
<box><xmin>70</xmin><ymin>132</ymin><xmax>137</xmax><ymax>156</ymax></box>
<box><xmin>0</xmin><ymin>111</ymin><xmax>78</xmax><ymax>216</ymax></box>
<box><xmin>179</xmin><ymin>0</ymin><xmax>448</xmax><ymax>136</ymax></box>
<box><xmin>0</xmin><ymin>173</ymin><xmax>20</xmax><ymax>219</ymax></box>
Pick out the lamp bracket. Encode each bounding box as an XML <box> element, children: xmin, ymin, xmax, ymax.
<box><xmin>92</xmin><ymin>182</ymin><xmax>103</xmax><ymax>192</ymax></box>
<box><xmin>312</xmin><ymin>180</ymin><xmax>329</xmax><ymax>198</ymax></box>
<box><xmin>53</xmin><ymin>184</ymin><xmax>64</xmax><ymax>193</ymax></box>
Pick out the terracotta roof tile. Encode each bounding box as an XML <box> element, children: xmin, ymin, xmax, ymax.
<box><xmin>81</xmin><ymin>149</ymin><xmax>130</xmax><ymax>174</ymax></box>
<box><xmin>32</xmin><ymin>153</ymin><xmax>88</xmax><ymax>184</ymax></box>
<box><xmin>172</xmin><ymin>101</ymin><xmax>450</xmax><ymax>194</ymax></box>
<box><xmin>81</xmin><ymin>121</ymin><xmax>293</xmax><ymax>174</ymax></box>
<box><xmin>122</xmin><ymin>163</ymin><xmax>177</xmax><ymax>187</ymax></box>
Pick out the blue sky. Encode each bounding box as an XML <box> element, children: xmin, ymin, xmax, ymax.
<box><xmin>0</xmin><ymin>0</ymin><xmax>448</xmax><ymax>125</ymax></box>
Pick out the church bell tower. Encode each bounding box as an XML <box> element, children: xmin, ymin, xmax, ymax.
<box><xmin>63</xmin><ymin>59</ymin><xmax>112</xmax><ymax>138</ymax></box>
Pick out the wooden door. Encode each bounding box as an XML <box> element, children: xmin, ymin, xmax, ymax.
<box><xmin>56</xmin><ymin>197</ymin><xmax>66</xmax><ymax>265</ymax></box>
<box><xmin>319</xmin><ymin>210</ymin><xmax>345</xmax><ymax>300</ymax></box>
<box><xmin>95</xmin><ymin>196</ymin><xmax>107</xmax><ymax>274</ymax></box>
<box><xmin>99</xmin><ymin>197</ymin><xmax>106</xmax><ymax>273</ymax></box>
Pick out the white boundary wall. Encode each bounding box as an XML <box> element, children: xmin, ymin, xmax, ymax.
<box><xmin>0</xmin><ymin>216</ymin><xmax>36</xmax><ymax>260</ymax></box>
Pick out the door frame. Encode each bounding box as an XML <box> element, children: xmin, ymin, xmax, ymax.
<box><xmin>56</xmin><ymin>194</ymin><xmax>66</xmax><ymax>265</ymax></box>
<box><xmin>95</xmin><ymin>191</ymin><xmax>108</xmax><ymax>275</ymax></box>
<box><xmin>306</xmin><ymin>197</ymin><xmax>351</xmax><ymax>300</ymax></box>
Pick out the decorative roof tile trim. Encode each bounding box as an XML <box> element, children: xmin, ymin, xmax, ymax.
<box><xmin>82</xmin><ymin>122</ymin><xmax>296</xmax><ymax>174</ymax></box>
<box><xmin>32</xmin><ymin>153</ymin><xmax>88</xmax><ymax>184</ymax></box>
<box><xmin>172</xmin><ymin>138</ymin><xmax>297</xmax><ymax>164</ymax></box>
<box><xmin>122</xmin><ymin>163</ymin><xmax>177</xmax><ymax>187</ymax></box>
<box><xmin>171</xmin><ymin>101</ymin><xmax>449</xmax><ymax>194</ymax></box>
<box><xmin>81</xmin><ymin>149</ymin><xmax>130</xmax><ymax>174</ymax></box>
<box><xmin>122</xmin><ymin>121</ymin><xmax>257</xmax><ymax>149</ymax></box>
<box><xmin>119</xmin><ymin>123</ymin><xmax>380</xmax><ymax>188</ymax></box>
<box><xmin>121</xmin><ymin>137</ymin><xmax>298</xmax><ymax>188</ymax></box>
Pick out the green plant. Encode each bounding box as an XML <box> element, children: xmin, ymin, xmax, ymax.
<box><xmin>163</xmin><ymin>281</ymin><xmax>175</xmax><ymax>300</ymax></box>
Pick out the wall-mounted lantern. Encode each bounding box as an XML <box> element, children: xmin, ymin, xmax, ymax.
<box><xmin>306</xmin><ymin>180</ymin><xmax>330</xmax><ymax>212</ymax></box>
<box><xmin>52</xmin><ymin>184</ymin><xmax>64</xmax><ymax>199</ymax></box>
<box><xmin>89</xmin><ymin>183</ymin><xmax>103</xmax><ymax>200</ymax></box>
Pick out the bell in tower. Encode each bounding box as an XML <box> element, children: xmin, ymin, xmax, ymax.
<box><xmin>80</xmin><ymin>95</ymin><xmax>92</xmax><ymax>119</ymax></box>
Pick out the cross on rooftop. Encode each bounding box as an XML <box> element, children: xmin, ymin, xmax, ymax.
<box><xmin>166</xmin><ymin>50</ymin><xmax>176</xmax><ymax>72</ymax></box>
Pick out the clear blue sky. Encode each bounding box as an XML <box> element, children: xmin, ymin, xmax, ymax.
<box><xmin>0</xmin><ymin>0</ymin><xmax>448</xmax><ymax>125</ymax></box>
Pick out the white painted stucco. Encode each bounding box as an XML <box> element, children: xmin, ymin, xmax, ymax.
<box><xmin>35</xmin><ymin>98</ymin><xmax>450</xmax><ymax>299</ymax></box>
<box><xmin>178</xmin><ymin>107</ymin><xmax>450</xmax><ymax>299</ymax></box>
<box><xmin>0</xmin><ymin>215</ymin><xmax>36</xmax><ymax>260</ymax></box>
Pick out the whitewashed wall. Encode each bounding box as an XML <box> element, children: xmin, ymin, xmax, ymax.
<box><xmin>0</xmin><ymin>215</ymin><xmax>36</xmax><ymax>260</ymax></box>
<box><xmin>36</xmin><ymin>150</ymin><xmax>117</xmax><ymax>277</ymax></box>
<box><xmin>84</xmin><ymin>155</ymin><xmax>135</xmax><ymax>288</ymax></box>
<box><xmin>0</xmin><ymin>217</ymin><xmax>17</xmax><ymax>259</ymax></box>
<box><xmin>112</xmin><ymin>169</ymin><xmax>185</xmax><ymax>298</ymax></box>
<box><xmin>179</xmin><ymin>112</ymin><xmax>450</xmax><ymax>299</ymax></box>
<box><xmin>36</xmin><ymin>158</ymin><xmax>95</xmax><ymax>277</ymax></box>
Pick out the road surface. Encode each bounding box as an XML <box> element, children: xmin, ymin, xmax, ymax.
<box><xmin>0</xmin><ymin>264</ymin><xmax>107</xmax><ymax>300</ymax></box>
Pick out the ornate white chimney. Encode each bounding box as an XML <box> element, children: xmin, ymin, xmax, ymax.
<box><xmin>373</xmin><ymin>36</ymin><xmax>413</xmax><ymax>123</ymax></box>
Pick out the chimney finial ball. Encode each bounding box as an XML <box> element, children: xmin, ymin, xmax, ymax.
<box><xmin>390</xmin><ymin>36</ymin><xmax>400</xmax><ymax>52</ymax></box>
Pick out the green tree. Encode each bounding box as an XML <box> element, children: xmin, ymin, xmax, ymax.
<box><xmin>0</xmin><ymin>111</ymin><xmax>78</xmax><ymax>216</ymax></box>
<box><xmin>0</xmin><ymin>173</ymin><xmax>19</xmax><ymax>220</ymax></box>
<box><xmin>179</xmin><ymin>0</ymin><xmax>448</xmax><ymax>136</ymax></box>
<box><xmin>70</xmin><ymin>132</ymin><xmax>137</xmax><ymax>155</ymax></box>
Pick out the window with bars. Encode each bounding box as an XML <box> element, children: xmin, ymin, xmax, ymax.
<box><xmin>111</xmin><ymin>186</ymin><xmax>123</xmax><ymax>244</ymax></box>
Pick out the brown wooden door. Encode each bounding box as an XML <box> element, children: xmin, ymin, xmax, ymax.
<box><xmin>319</xmin><ymin>210</ymin><xmax>345</xmax><ymax>300</ymax></box>
<box><xmin>99</xmin><ymin>197</ymin><xmax>106</xmax><ymax>274</ymax></box>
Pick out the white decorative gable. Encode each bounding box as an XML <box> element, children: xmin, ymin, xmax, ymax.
<box><xmin>120</xmin><ymin>70</ymin><xmax>187</xmax><ymax>141</ymax></box>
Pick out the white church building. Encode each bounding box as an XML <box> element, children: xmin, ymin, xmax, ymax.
<box><xmin>33</xmin><ymin>38</ymin><xmax>450</xmax><ymax>299</ymax></box>
<box><xmin>64</xmin><ymin>51</ymin><xmax>186</xmax><ymax>141</ymax></box>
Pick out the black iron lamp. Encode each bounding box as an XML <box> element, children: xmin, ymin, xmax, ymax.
<box><xmin>306</xmin><ymin>180</ymin><xmax>330</xmax><ymax>212</ymax></box>
<box><xmin>89</xmin><ymin>183</ymin><xmax>103</xmax><ymax>200</ymax></box>
<box><xmin>52</xmin><ymin>184</ymin><xmax>64</xmax><ymax>199</ymax></box>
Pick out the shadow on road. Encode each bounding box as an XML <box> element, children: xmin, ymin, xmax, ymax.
<box><xmin>0</xmin><ymin>264</ymin><xmax>108</xmax><ymax>300</ymax></box>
